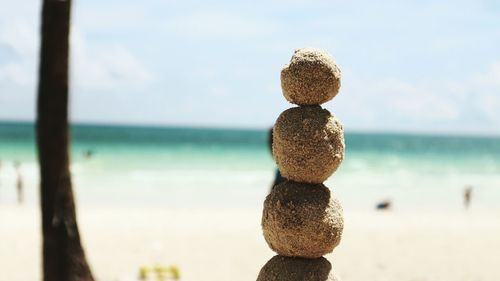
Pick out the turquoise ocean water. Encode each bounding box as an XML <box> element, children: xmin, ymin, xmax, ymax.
<box><xmin>0</xmin><ymin>121</ymin><xmax>499</xmax><ymax>211</ymax></box>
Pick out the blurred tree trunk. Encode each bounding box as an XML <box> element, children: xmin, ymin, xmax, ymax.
<box><xmin>36</xmin><ymin>0</ymin><xmax>95</xmax><ymax>280</ymax></box>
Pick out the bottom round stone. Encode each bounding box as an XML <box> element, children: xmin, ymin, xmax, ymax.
<box><xmin>257</xmin><ymin>255</ymin><xmax>339</xmax><ymax>281</ymax></box>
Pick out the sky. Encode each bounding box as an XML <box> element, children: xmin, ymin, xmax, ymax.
<box><xmin>0</xmin><ymin>0</ymin><xmax>500</xmax><ymax>135</ymax></box>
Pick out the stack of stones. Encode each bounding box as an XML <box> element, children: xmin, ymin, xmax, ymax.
<box><xmin>257</xmin><ymin>48</ymin><xmax>345</xmax><ymax>281</ymax></box>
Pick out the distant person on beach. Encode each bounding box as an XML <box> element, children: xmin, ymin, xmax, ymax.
<box><xmin>14</xmin><ymin>161</ymin><xmax>23</xmax><ymax>204</ymax></box>
<box><xmin>464</xmin><ymin>186</ymin><xmax>473</xmax><ymax>209</ymax></box>
<box><xmin>84</xmin><ymin>149</ymin><xmax>94</xmax><ymax>159</ymax></box>
<box><xmin>376</xmin><ymin>199</ymin><xmax>392</xmax><ymax>210</ymax></box>
<box><xmin>269</xmin><ymin>128</ymin><xmax>286</xmax><ymax>190</ymax></box>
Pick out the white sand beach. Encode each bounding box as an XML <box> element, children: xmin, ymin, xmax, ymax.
<box><xmin>2</xmin><ymin>206</ymin><xmax>500</xmax><ymax>281</ymax></box>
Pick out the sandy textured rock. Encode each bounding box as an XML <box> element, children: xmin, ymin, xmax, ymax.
<box><xmin>257</xmin><ymin>255</ymin><xmax>339</xmax><ymax>281</ymax></box>
<box><xmin>272</xmin><ymin>106</ymin><xmax>344</xmax><ymax>184</ymax></box>
<box><xmin>281</xmin><ymin>48</ymin><xmax>341</xmax><ymax>105</ymax></box>
<box><xmin>262</xmin><ymin>181</ymin><xmax>344</xmax><ymax>258</ymax></box>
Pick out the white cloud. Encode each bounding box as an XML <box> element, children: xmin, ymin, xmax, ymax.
<box><xmin>470</xmin><ymin>63</ymin><xmax>500</xmax><ymax>88</ymax></box>
<box><xmin>71</xmin><ymin>27</ymin><xmax>153</xmax><ymax>90</ymax></box>
<box><xmin>464</xmin><ymin>63</ymin><xmax>500</xmax><ymax>122</ymax></box>
<box><xmin>333</xmin><ymin>63</ymin><xmax>500</xmax><ymax>134</ymax></box>
<box><xmin>0</xmin><ymin>21</ymin><xmax>38</xmax><ymax>58</ymax></box>
<box><xmin>369</xmin><ymin>79</ymin><xmax>459</xmax><ymax>120</ymax></box>
<box><xmin>0</xmin><ymin>62</ymin><xmax>35</xmax><ymax>85</ymax></box>
<box><xmin>0</xmin><ymin>20</ymin><xmax>154</xmax><ymax>103</ymax></box>
<box><xmin>0</xmin><ymin>18</ymin><xmax>39</xmax><ymax>85</ymax></box>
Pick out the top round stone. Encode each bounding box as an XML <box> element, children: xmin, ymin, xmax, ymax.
<box><xmin>281</xmin><ymin>48</ymin><xmax>341</xmax><ymax>105</ymax></box>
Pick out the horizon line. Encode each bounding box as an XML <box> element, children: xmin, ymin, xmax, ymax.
<box><xmin>1</xmin><ymin>118</ymin><xmax>500</xmax><ymax>139</ymax></box>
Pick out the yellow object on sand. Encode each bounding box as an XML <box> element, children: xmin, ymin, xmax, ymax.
<box><xmin>138</xmin><ymin>265</ymin><xmax>180</xmax><ymax>280</ymax></box>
